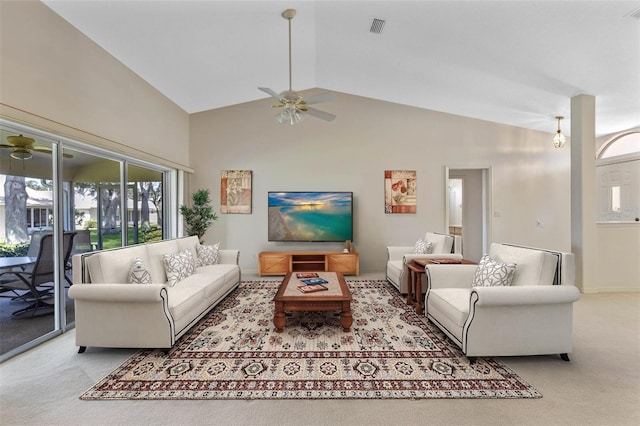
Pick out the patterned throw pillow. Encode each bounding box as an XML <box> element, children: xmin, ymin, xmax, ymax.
<box><xmin>471</xmin><ymin>254</ymin><xmax>517</xmax><ymax>287</ymax></box>
<box><xmin>129</xmin><ymin>257</ymin><xmax>151</xmax><ymax>284</ymax></box>
<box><xmin>413</xmin><ymin>240</ymin><xmax>433</xmax><ymax>254</ymax></box>
<box><xmin>196</xmin><ymin>242</ymin><xmax>220</xmax><ymax>267</ymax></box>
<box><xmin>163</xmin><ymin>248</ymin><xmax>196</xmax><ymax>286</ymax></box>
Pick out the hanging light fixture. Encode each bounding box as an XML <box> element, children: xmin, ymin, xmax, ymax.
<box><xmin>553</xmin><ymin>116</ymin><xmax>567</xmax><ymax>148</ymax></box>
<box><xmin>10</xmin><ymin>148</ymin><xmax>33</xmax><ymax>160</ymax></box>
<box><xmin>258</xmin><ymin>9</ymin><xmax>336</xmax><ymax>125</ymax></box>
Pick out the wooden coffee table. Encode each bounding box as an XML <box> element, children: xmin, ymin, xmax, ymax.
<box><xmin>272</xmin><ymin>272</ymin><xmax>353</xmax><ymax>332</ymax></box>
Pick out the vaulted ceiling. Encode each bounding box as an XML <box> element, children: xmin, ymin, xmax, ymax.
<box><xmin>43</xmin><ymin>1</ymin><xmax>640</xmax><ymax>137</ymax></box>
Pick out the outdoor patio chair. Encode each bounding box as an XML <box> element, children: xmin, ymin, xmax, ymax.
<box><xmin>0</xmin><ymin>232</ymin><xmax>75</xmax><ymax>317</ymax></box>
<box><xmin>66</xmin><ymin>229</ymin><xmax>94</xmax><ymax>285</ymax></box>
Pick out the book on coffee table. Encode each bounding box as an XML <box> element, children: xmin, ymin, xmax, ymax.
<box><xmin>297</xmin><ymin>284</ymin><xmax>329</xmax><ymax>293</ymax></box>
<box><xmin>300</xmin><ymin>277</ymin><xmax>329</xmax><ymax>285</ymax></box>
<box><xmin>430</xmin><ymin>258</ymin><xmax>463</xmax><ymax>264</ymax></box>
<box><xmin>296</xmin><ymin>272</ymin><xmax>319</xmax><ymax>278</ymax></box>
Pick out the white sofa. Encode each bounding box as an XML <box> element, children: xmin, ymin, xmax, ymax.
<box><xmin>424</xmin><ymin>243</ymin><xmax>580</xmax><ymax>360</ymax></box>
<box><xmin>69</xmin><ymin>236</ymin><xmax>240</xmax><ymax>352</ymax></box>
<box><xmin>386</xmin><ymin>231</ymin><xmax>462</xmax><ymax>294</ymax></box>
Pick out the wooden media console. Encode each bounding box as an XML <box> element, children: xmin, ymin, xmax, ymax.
<box><xmin>258</xmin><ymin>251</ymin><xmax>359</xmax><ymax>276</ymax></box>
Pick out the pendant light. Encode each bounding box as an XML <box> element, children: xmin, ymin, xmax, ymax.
<box><xmin>553</xmin><ymin>116</ymin><xmax>566</xmax><ymax>148</ymax></box>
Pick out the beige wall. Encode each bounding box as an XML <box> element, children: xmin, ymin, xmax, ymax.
<box><xmin>190</xmin><ymin>92</ymin><xmax>574</xmax><ymax>275</ymax></box>
<box><xmin>0</xmin><ymin>1</ymin><xmax>190</xmax><ymax>169</ymax></box>
<box><xmin>595</xmin><ymin>224</ymin><xmax>640</xmax><ymax>292</ymax></box>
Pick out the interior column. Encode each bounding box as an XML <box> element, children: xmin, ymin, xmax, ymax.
<box><xmin>570</xmin><ymin>94</ymin><xmax>596</xmax><ymax>292</ymax></box>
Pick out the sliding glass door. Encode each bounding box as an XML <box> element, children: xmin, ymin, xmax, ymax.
<box><xmin>1</xmin><ymin>119</ymin><xmax>173</xmax><ymax>361</ymax></box>
<box><xmin>0</xmin><ymin>126</ymin><xmax>58</xmax><ymax>356</ymax></box>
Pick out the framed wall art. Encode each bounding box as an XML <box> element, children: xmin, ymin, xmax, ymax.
<box><xmin>221</xmin><ymin>170</ymin><xmax>252</xmax><ymax>214</ymax></box>
<box><xmin>384</xmin><ymin>170</ymin><xmax>416</xmax><ymax>214</ymax></box>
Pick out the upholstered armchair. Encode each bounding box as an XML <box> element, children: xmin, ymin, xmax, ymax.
<box><xmin>424</xmin><ymin>243</ymin><xmax>580</xmax><ymax>360</ymax></box>
<box><xmin>386</xmin><ymin>231</ymin><xmax>462</xmax><ymax>294</ymax></box>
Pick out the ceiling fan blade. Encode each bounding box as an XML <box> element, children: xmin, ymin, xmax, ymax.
<box><xmin>0</xmin><ymin>144</ymin><xmax>14</xmax><ymax>148</ymax></box>
<box><xmin>305</xmin><ymin>107</ymin><xmax>336</xmax><ymax>122</ymax></box>
<box><xmin>6</xmin><ymin>135</ymin><xmax>35</xmax><ymax>147</ymax></box>
<box><xmin>258</xmin><ymin>87</ymin><xmax>281</xmax><ymax>100</ymax></box>
<box><xmin>32</xmin><ymin>146</ymin><xmax>53</xmax><ymax>153</ymax></box>
<box><xmin>304</xmin><ymin>92</ymin><xmax>335</xmax><ymax>105</ymax></box>
<box><xmin>31</xmin><ymin>146</ymin><xmax>74</xmax><ymax>158</ymax></box>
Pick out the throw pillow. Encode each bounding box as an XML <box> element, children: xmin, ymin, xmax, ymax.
<box><xmin>413</xmin><ymin>239</ymin><xmax>433</xmax><ymax>254</ymax></box>
<box><xmin>196</xmin><ymin>242</ymin><xmax>220</xmax><ymax>267</ymax></box>
<box><xmin>163</xmin><ymin>248</ymin><xmax>196</xmax><ymax>286</ymax></box>
<box><xmin>471</xmin><ymin>254</ymin><xmax>517</xmax><ymax>287</ymax></box>
<box><xmin>129</xmin><ymin>257</ymin><xmax>152</xmax><ymax>284</ymax></box>
<box><xmin>426</xmin><ymin>241</ymin><xmax>433</xmax><ymax>254</ymax></box>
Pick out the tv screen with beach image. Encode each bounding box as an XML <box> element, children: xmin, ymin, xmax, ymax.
<box><xmin>268</xmin><ymin>192</ymin><xmax>353</xmax><ymax>242</ymax></box>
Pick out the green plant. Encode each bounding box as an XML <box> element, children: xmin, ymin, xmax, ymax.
<box><xmin>0</xmin><ymin>242</ymin><xmax>29</xmax><ymax>257</ymax></box>
<box><xmin>180</xmin><ymin>188</ymin><xmax>218</xmax><ymax>244</ymax></box>
<box><xmin>140</xmin><ymin>225</ymin><xmax>163</xmax><ymax>243</ymax></box>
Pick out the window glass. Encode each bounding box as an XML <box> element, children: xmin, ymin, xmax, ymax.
<box><xmin>0</xmin><ymin>128</ymin><xmax>56</xmax><ymax>357</ymax></box>
<box><xmin>599</xmin><ymin>132</ymin><xmax>640</xmax><ymax>159</ymax></box>
<box><xmin>127</xmin><ymin>164</ymin><xmax>164</xmax><ymax>245</ymax></box>
<box><xmin>1</xmin><ymin>120</ymin><xmax>174</xmax><ymax>361</ymax></box>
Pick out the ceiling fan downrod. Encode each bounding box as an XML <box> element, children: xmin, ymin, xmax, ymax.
<box><xmin>282</xmin><ymin>9</ymin><xmax>295</xmax><ymax>92</ymax></box>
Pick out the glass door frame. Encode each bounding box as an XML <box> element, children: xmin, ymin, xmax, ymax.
<box><xmin>0</xmin><ymin>117</ymin><xmax>178</xmax><ymax>362</ymax></box>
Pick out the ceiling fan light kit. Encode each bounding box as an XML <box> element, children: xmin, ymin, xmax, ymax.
<box><xmin>10</xmin><ymin>148</ymin><xmax>33</xmax><ymax>160</ymax></box>
<box><xmin>258</xmin><ymin>8</ymin><xmax>336</xmax><ymax>125</ymax></box>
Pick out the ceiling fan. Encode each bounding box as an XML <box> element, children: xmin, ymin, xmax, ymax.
<box><xmin>1</xmin><ymin>134</ymin><xmax>73</xmax><ymax>160</ymax></box>
<box><xmin>259</xmin><ymin>8</ymin><xmax>336</xmax><ymax>125</ymax></box>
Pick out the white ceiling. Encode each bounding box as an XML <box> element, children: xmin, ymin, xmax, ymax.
<box><xmin>42</xmin><ymin>0</ymin><xmax>640</xmax><ymax>137</ymax></box>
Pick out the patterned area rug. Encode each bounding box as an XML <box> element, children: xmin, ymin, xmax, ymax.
<box><xmin>80</xmin><ymin>280</ymin><xmax>541</xmax><ymax>400</ymax></box>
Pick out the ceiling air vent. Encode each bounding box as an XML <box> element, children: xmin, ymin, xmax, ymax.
<box><xmin>370</xmin><ymin>18</ymin><xmax>386</xmax><ymax>34</ymax></box>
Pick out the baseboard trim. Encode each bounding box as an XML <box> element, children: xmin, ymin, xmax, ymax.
<box><xmin>581</xmin><ymin>286</ymin><xmax>640</xmax><ymax>294</ymax></box>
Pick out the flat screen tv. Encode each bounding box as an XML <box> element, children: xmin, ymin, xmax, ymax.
<box><xmin>268</xmin><ymin>191</ymin><xmax>353</xmax><ymax>242</ymax></box>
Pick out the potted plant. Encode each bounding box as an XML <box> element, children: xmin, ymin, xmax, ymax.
<box><xmin>179</xmin><ymin>189</ymin><xmax>218</xmax><ymax>244</ymax></box>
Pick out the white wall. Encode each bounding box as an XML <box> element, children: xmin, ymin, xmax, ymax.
<box><xmin>190</xmin><ymin>91</ymin><xmax>573</xmax><ymax>274</ymax></box>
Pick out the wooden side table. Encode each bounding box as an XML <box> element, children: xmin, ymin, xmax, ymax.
<box><xmin>408</xmin><ymin>258</ymin><xmax>477</xmax><ymax>314</ymax></box>
<box><xmin>406</xmin><ymin>261</ymin><xmax>426</xmax><ymax>313</ymax></box>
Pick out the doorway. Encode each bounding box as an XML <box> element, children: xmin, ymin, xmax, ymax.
<box><xmin>445</xmin><ymin>167</ymin><xmax>491</xmax><ymax>262</ymax></box>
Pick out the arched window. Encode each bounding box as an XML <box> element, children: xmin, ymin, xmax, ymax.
<box><xmin>596</xmin><ymin>131</ymin><xmax>640</xmax><ymax>222</ymax></box>
<box><xmin>597</xmin><ymin>131</ymin><xmax>640</xmax><ymax>159</ymax></box>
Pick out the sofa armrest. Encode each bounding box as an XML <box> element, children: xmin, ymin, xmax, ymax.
<box><xmin>69</xmin><ymin>283</ymin><xmax>167</xmax><ymax>303</ymax></box>
<box><xmin>218</xmin><ymin>249</ymin><xmax>239</xmax><ymax>265</ymax></box>
<box><xmin>471</xmin><ymin>285</ymin><xmax>581</xmax><ymax>306</ymax></box>
<box><xmin>387</xmin><ymin>246</ymin><xmax>415</xmax><ymax>261</ymax></box>
<box><xmin>425</xmin><ymin>264</ymin><xmax>477</xmax><ymax>289</ymax></box>
<box><xmin>403</xmin><ymin>253</ymin><xmax>463</xmax><ymax>264</ymax></box>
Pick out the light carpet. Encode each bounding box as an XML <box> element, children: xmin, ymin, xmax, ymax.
<box><xmin>80</xmin><ymin>280</ymin><xmax>541</xmax><ymax>400</ymax></box>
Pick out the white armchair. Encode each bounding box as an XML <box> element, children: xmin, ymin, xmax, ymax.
<box><xmin>386</xmin><ymin>231</ymin><xmax>462</xmax><ymax>293</ymax></box>
<box><xmin>424</xmin><ymin>243</ymin><xmax>580</xmax><ymax>360</ymax></box>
